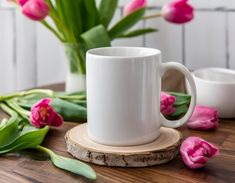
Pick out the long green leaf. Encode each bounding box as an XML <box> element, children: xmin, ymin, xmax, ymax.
<box><xmin>169</xmin><ymin>104</ymin><xmax>189</xmax><ymax>118</ymax></box>
<box><xmin>36</xmin><ymin>146</ymin><xmax>96</xmax><ymax>180</ymax></box>
<box><xmin>80</xmin><ymin>24</ymin><xmax>111</xmax><ymax>51</ymax></box>
<box><xmin>50</xmin><ymin>98</ymin><xmax>87</xmax><ymax>122</ymax></box>
<box><xmin>168</xmin><ymin>92</ymin><xmax>191</xmax><ymax>106</ymax></box>
<box><xmin>0</xmin><ymin>104</ymin><xmax>21</xmax><ymax>147</ymax></box>
<box><xmin>82</xmin><ymin>0</ymin><xmax>100</xmax><ymax>31</ymax></box>
<box><xmin>108</xmin><ymin>8</ymin><xmax>145</xmax><ymax>40</ymax></box>
<box><xmin>99</xmin><ymin>0</ymin><xmax>118</xmax><ymax>28</ymax></box>
<box><xmin>55</xmin><ymin>0</ymin><xmax>83</xmax><ymax>42</ymax></box>
<box><xmin>0</xmin><ymin>125</ymin><xmax>49</xmax><ymax>154</ymax></box>
<box><xmin>116</xmin><ymin>28</ymin><xmax>157</xmax><ymax>38</ymax></box>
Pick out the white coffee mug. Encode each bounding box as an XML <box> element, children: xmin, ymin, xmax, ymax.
<box><xmin>86</xmin><ymin>47</ymin><xmax>196</xmax><ymax>146</ymax></box>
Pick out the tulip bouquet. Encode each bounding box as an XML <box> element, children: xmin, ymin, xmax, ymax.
<box><xmin>9</xmin><ymin>0</ymin><xmax>194</xmax><ymax>92</ymax></box>
<box><xmin>0</xmin><ymin>90</ymin><xmax>96</xmax><ymax>180</ymax></box>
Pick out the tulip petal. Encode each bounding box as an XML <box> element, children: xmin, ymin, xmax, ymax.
<box><xmin>162</xmin><ymin>0</ymin><xmax>194</xmax><ymax>24</ymax></box>
<box><xmin>187</xmin><ymin>106</ymin><xmax>219</xmax><ymax>130</ymax></box>
<box><xmin>160</xmin><ymin>92</ymin><xmax>176</xmax><ymax>115</ymax></box>
<box><xmin>30</xmin><ymin>98</ymin><xmax>63</xmax><ymax>128</ymax></box>
<box><xmin>180</xmin><ymin>137</ymin><xmax>219</xmax><ymax>169</ymax></box>
<box><xmin>123</xmin><ymin>0</ymin><xmax>146</xmax><ymax>16</ymax></box>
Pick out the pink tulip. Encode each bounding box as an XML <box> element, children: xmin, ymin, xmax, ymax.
<box><xmin>16</xmin><ymin>0</ymin><xmax>28</xmax><ymax>6</ymax></box>
<box><xmin>162</xmin><ymin>0</ymin><xmax>194</xmax><ymax>24</ymax></box>
<box><xmin>187</xmin><ymin>106</ymin><xmax>219</xmax><ymax>130</ymax></box>
<box><xmin>30</xmin><ymin>98</ymin><xmax>63</xmax><ymax>128</ymax></box>
<box><xmin>180</xmin><ymin>137</ymin><xmax>219</xmax><ymax>169</ymax></box>
<box><xmin>22</xmin><ymin>0</ymin><xmax>49</xmax><ymax>21</ymax></box>
<box><xmin>124</xmin><ymin>0</ymin><xmax>146</xmax><ymax>16</ymax></box>
<box><xmin>160</xmin><ymin>92</ymin><xmax>176</xmax><ymax>115</ymax></box>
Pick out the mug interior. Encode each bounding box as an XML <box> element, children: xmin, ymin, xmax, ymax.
<box><xmin>87</xmin><ymin>47</ymin><xmax>160</xmax><ymax>58</ymax></box>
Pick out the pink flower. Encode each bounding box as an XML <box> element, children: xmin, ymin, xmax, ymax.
<box><xmin>124</xmin><ymin>0</ymin><xmax>146</xmax><ymax>16</ymax></box>
<box><xmin>162</xmin><ymin>0</ymin><xmax>194</xmax><ymax>24</ymax></box>
<box><xmin>180</xmin><ymin>137</ymin><xmax>219</xmax><ymax>169</ymax></box>
<box><xmin>16</xmin><ymin>0</ymin><xmax>28</xmax><ymax>6</ymax></box>
<box><xmin>30</xmin><ymin>98</ymin><xmax>63</xmax><ymax>128</ymax></box>
<box><xmin>160</xmin><ymin>92</ymin><xmax>176</xmax><ymax>115</ymax></box>
<box><xmin>22</xmin><ymin>0</ymin><xmax>49</xmax><ymax>21</ymax></box>
<box><xmin>187</xmin><ymin>106</ymin><xmax>219</xmax><ymax>130</ymax></box>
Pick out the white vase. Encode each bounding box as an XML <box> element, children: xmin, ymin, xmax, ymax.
<box><xmin>65</xmin><ymin>72</ymin><xmax>86</xmax><ymax>93</ymax></box>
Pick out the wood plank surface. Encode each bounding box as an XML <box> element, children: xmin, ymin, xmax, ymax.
<box><xmin>0</xmin><ymin>83</ymin><xmax>235</xmax><ymax>183</ymax></box>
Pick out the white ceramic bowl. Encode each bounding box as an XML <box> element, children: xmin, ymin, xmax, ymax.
<box><xmin>188</xmin><ymin>67</ymin><xmax>235</xmax><ymax>118</ymax></box>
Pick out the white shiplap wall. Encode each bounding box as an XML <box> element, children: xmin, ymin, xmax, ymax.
<box><xmin>0</xmin><ymin>0</ymin><xmax>235</xmax><ymax>93</ymax></box>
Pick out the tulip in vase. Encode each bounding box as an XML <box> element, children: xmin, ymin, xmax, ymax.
<box><xmin>10</xmin><ymin>0</ymin><xmax>194</xmax><ymax>92</ymax></box>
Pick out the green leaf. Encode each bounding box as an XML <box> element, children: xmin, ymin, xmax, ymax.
<box><xmin>0</xmin><ymin>104</ymin><xmax>21</xmax><ymax>147</ymax></box>
<box><xmin>168</xmin><ymin>92</ymin><xmax>191</xmax><ymax>106</ymax></box>
<box><xmin>99</xmin><ymin>0</ymin><xmax>118</xmax><ymax>28</ymax></box>
<box><xmin>80</xmin><ymin>24</ymin><xmax>111</xmax><ymax>51</ymax></box>
<box><xmin>116</xmin><ymin>28</ymin><xmax>157</xmax><ymax>38</ymax></box>
<box><xmin>108</xmin><ymin>8</ymin><xmax>145</xmax><ymax>40</ymax></box>
<box><xmin>36</xmin><ymin>146</ymin><xmax>96</xmax><ymax>180</ymax></box>
<box><xmin>169</xmin><ymin>104</ymin><xmax>189</xmax><ymax>118</ymax></box>
<box><xmin>0</xmin><ymin>125</ymin><xmax>49</xmax><ymax>154</ymax></box>
<box><xmin>50</xmin><ymin>98</ymin><xmax>87</xmax><ymax>122</ymax></box>
<box><xmin>55</xmin><ymin>0</ymin><xmax>83</xmax><ymax>41</ymax></box>
<box><xmin>66</xmin><ymin>100</ymin><xmax>87</xmax><ymax>108</ymax></box>
<box><xmin>16</xmin><ymin>94</ymin><xmax>50</xmax><ymax>110</ymax></box>
<box><xmin>81</xmin><ymin>0</ymin><xmax>100</xmax><ymax>31</ymax></box>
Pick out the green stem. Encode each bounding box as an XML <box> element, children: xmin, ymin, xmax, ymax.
<box><xmin>58</xmin><ymin>95</ymin><xmax>86</xmax><ymax>100</ymax></box>
<box><xmin>0</xmin><ymin>103</ymin><xmax>18</xmax><ymax>118</ymax></box>
<box><xmin>64</xmin><ymin>43</ymin><xmax>86</xmax><ymax>74</ymax></box>
<box><xmin>143</xmin><ymin>12</ymin><xmax>162</xmax><ymax>20</ymax></box>
<box><xmin>49</xmin><ymin>14</ymin><xmax>76</xmax><ymax>43</ymax></box>
<box><xmin>6</xmin><ymin>101</ymin><xmax>30</xmax><ymax>119</ymax></box>
<box><xmin>36</xmin><ymin>145</ymin><xmax>54</xmax><ymax>156</ymax></box>
<box><xmin>1</xmin><ymin>89</ymin><xmax>54</xmax><ymax>101</ymax></box>
<box><xmin>40</xmin><ymin>20</ymin><xmax>64</xmax><ymax>42</ymax></box>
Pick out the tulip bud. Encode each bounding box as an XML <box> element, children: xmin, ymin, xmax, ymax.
<box><xmin>16</xmin><ymin>0</ymin><xmax>28</xmax><ymax>6</ymax></box>
<box><xmin>162</xmin><ymin>0</ymin><xmax>194</xmax><ymax>24</ymax></box>
<box><xmin>22</xmin><ymin>0</ymin><xmax>49</xmax><ymax>21</ymax></box>
<box><xmin>123</xmin><ymin>0</ymin><xmax>146</xmax><ymax>16</ymax></box>
<box><xmin>187</xmin><ymin>106</ymin><xmax>219</xmax><ymax>130</ymax></box>
<box><xmin>30</xmin><ymin>98</ymin><xmax>63</xmax><ymax>128</ymax></box>
<box><xmin>160</xmin><ymin>92</ymin><xmax>176</xmax><ymax>115</ymax></box>
<box><xmin>180</xmin><ymin>137</ymin><xmax>219</xmax><ymax>169</ymax></box>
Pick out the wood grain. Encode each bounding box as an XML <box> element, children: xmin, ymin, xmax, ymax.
<box><xmin>66</xmin><ymin>124</ymin><xmax>182</xmax><ymax>167</ymax></box>
<box><xmin>0</xmin><ymin>83</ymin><xmax>234</xmax><ymax>183</ymax></box>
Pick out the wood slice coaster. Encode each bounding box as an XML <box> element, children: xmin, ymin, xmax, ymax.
<box><xmin>65</xmin><ymin>123</ymin><xmax>182</xmax><ymax>167</ymax></box>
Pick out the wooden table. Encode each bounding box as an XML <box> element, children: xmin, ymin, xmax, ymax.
<box><xmin>0</xmin><ymin>84</ymin><xmax>235</xmax><ymax>183</ymax></box>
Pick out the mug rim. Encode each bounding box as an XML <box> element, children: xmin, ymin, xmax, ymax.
<box><xmin>86</xmin><ymin>46</ymin><xmax>161</xmax><ymax>59</ymax></box>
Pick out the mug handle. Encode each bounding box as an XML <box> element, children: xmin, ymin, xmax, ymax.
<box><xmin>160</xmin><ymin>62</ymin><xmax>196</xmax><ymax>128</ymax></box>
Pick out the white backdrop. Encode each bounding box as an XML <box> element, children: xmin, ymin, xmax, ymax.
<box><xmin>0</xmin><ymin>0</ymin><xmax>235</xmax><ymax>93</ymax></box>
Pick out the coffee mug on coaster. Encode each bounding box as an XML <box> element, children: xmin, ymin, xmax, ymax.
<box><xmin>86</xmin><ymin>47</ymin><xmax>196</xmax><ymax>146</ymax></box>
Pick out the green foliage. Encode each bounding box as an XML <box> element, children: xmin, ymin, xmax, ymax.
<box><xmin>81</xmin><ymin>0</ymin><xmax>100</xmax><ymax>31</ymax></box>
<box><xmin>80</xmin><ymin>25</ymin><xmax>111</xmax><ymax>51</ymax></box>
<box><xmin>51</xmin><ymin>98</ymin><xmax>87</xmax><ymax>122</ymax></box>
<box><xmin>0</xmin><ymin>125</ymin><xmax>49</xmax><ymax>154</ymax></box>
<box><xmin>116</xmin><ymin>28</ymin><xmax>157</xmax><ymax>38</ymax></box>
<box><xmin>0</xmin><ymin>91</ymin><xmax>95</xmax><ymax>179</ymax></box>
<box><xmin>108</xmin><ymin>8</ymin><xmax>146</xmax><ymax>40</ymax></box>
<box><xmin>17</xmin><ymin>92</ymin><xmax>87</xmax><ymax>122</ymax></box>
<box><xmin>0</xmin><ymin>105</ymin><xmax>21</xmax><ymax>147</ymax></box>
<box><xmin>37</xmin><ymin>146</ymin><xmax>96</xmax><ymax>180</ymax></box>
<box><xmin>166</xmin><ymin>92</ymin><xmax>191</xmax><ymax>118</ymax></box>
<box><xmin>99</xmin><ymin>0</ymin><xmax>118</xmax><ymax>28</ymax></box>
